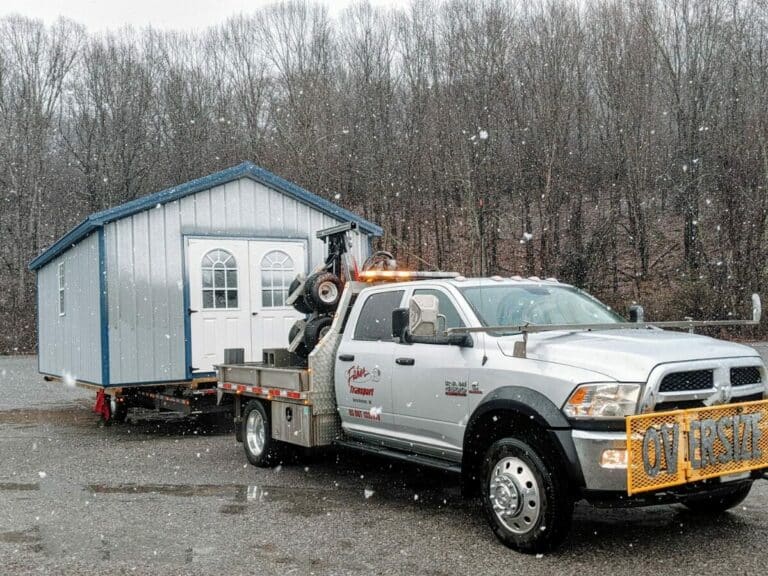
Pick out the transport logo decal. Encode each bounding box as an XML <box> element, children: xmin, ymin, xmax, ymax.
<box><xmin>347</xmin><ymin>365</ymin><xmax>380</xmax><ymax>397</ymax></box>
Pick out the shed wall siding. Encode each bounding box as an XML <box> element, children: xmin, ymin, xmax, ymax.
<box><xmin>38</xmin><ymin>232</ymin><xmax>102</xmax><ymax>383</ymax></box>
<box><xmin>105</xmin><ymin>177</ymin><xmax>370</xmax><ymax>385</ymax></box>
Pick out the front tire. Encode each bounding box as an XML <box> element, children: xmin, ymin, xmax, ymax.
<box><xmin>242</xmin><ymin>401</ymin><xmax>283</xmax><ymax>467</ymax></box>
<box><xmin>481</xmin><ymin>437</ymin><xmax>573</xmax><ymax>553</ymax></box>
<box><xmin>682</xmin><ymin>481</ymin><xmax>753</xmax><ymax>514</ymax></box>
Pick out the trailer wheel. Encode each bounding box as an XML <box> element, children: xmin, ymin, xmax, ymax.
<box><xmin>242</xmin><ymin>400</ymin><xmax>283</xmax><ymax>467</ymax></box>
<box><xmin>289</xmin><ymin>277</ymin><xmax>313</xmax><ymax>314</ymax></box>
<box><xmin>109</xmin><ymin>396</ymin><xmax>128</xmax><ymax>424</ymax></box>
<box><xmin>303</xmin><ymin>272</ymin><xmax>342</xmax><ymax>313</ymax></box>
<box><xmin>304</xmin><ymin>316</ymin><xmax>333</xmax><ymax>352</ymax></box>
<box><xmin>481</xmin><ymin>437</ymin><xmax>573</xmax><ymax>554</ymax></box>
<box><xmin>289</xmin><ymin>321</ymin><xmax>309</xmax><ymax>358</ymax></box>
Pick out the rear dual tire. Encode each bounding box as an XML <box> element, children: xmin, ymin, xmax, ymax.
<box><xmin>242</xmin><ymin>400</ymin><xmax>284</xmax><ymax>467</ymax></box>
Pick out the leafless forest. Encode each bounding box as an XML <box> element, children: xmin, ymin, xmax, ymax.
<box><xmin>1</xmin><ymin>0</ymin><xmax>767</xmax><ymax>353</ymax></box>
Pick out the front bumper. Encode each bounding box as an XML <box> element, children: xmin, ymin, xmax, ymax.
<box><xmin>572</xmin><ymin>429</ymin><xmax>629</xmax><ymax>492</ymax></box>
<box><xmin>572</xmin><ymin>428</ymin><xmax>768</xmax><ymax>497</ymax></box>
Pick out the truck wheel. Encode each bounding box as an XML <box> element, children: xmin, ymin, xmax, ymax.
<box><xmin>303</xmin><ymin>272</ymin><xmax>342</xmax><ymax>313</ymax></box>
<box><xmin>683</xmin><ymin>482</ymin><xmax>753</xmax><ymax>514</ymax></box>
<box><xmin>304</xmin><ymin>316</ymin><xmax>333</xmax><ymax>352</ymax></box>
<box><xmin>289</xmin><ymin>277</ymin><xmax>313</xmax><ymax>314</ymax></box>
<box><xmin>109</xmin><ymin>396</ymin><xmax>128</xmax><ymax>424</ymax></box>
<box><xmin>242</xmin><ymin>401</ymin><xmax>282</xmax><ymax>467</ymax></box>
<box><xmin>289</xmin><ymin>321</ymin><xmax>309</xmax><ymax>358</ymax></box>
<box><xmin>481</xmin><ymin>437</ymin><xmax>573</xmax><ymax>554</ymax></box>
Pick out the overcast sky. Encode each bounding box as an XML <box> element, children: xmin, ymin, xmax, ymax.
<box><xmin>1</xmin><ymin>0</ymin><xmax>410</xmax><ymax>31</ymax></box>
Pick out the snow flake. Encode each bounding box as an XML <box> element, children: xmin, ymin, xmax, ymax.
<box><xmin>364</xmin><ymin>488</ymin><xmax>375</xmax><ymax>499</ymax></box>
<box><xmin>478</xmin><ymin>130</ymin><xmax>489</xmax><ymax>140</ymax></box>
<box><xmin>62</xmin><ymin>371</ymin><xmax>77</xmax><ymax>388</ymax></box>
<box><xmin>369</xmin><ymin>406</ymin><xmax>383</xmax><ymax>417</ymax></box>
<box><xmin>38</xmin><ymin>471</ymin><xmax>47</xmax><ymax>479</ymax></box>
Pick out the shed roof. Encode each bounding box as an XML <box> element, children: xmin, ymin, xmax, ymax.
<box><xmin>29</xmin><ymin>162</ymin><xmax>383</xmax><ymax>270</ymax></box>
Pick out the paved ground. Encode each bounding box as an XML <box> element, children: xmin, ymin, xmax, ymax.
<box><xmin>1</xmin><ymin>347</ymin><xmax>768</xmax><ymax>575</ymax></box>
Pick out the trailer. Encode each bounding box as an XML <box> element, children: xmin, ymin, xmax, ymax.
<box><xmin>28</xmin><ymin>162</ymin><xmax>382</xmax><ymax>423</ymax></box>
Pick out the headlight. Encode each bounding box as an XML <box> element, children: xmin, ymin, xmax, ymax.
<box><xmin>563</xmin><ymin>383</ymin><xmax>641</xmax><ymax>419</ymax></box>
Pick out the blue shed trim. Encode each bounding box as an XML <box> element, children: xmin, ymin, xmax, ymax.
<box><xmin>98</xmin><ymin>228</ymin><xmax>110</xmax><ymax>386</ymax></box>
<box><xmin>28</xmin><ymin>162</ymin><xmax>383</xmax><ymax>270</ymax></box>
<box><xmin>181</xmin><ymin>236</ymin><xmax>193</xmax><ymax>380</ymax></box>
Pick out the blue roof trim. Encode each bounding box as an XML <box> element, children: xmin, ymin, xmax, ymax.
<box><xmin>29</xmin><ymin>162</ymin><xmax>383</xmax><ymax>270</ymax></box>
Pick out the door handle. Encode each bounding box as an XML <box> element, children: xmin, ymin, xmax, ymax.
<box><xmin>396</xmin><ymin>357</ymin><xmax>415</xmax><ymax>366</ymax></box>
<box><xmin>251</xmin><ymin>312</ymin><xmax>258</xmax><ymax>316</ymax></box>
<box><xmin>338</xmin><ymin>354</ymin><xmax>355</xmax><ymax>362</ymax></box>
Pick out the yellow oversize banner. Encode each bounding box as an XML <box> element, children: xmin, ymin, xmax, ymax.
<box><xmin>626</xmin><ymin>399</ymin><xmax>768</xmax><ymax>495</ymax></box>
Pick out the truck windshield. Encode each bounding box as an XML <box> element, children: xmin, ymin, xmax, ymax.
<box><xmin>459</xmin><ymin>284</ymin><xmax>623</xmax><ymax>334</ymax></box>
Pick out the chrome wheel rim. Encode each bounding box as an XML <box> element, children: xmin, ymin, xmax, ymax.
<box><xmin>246</xmin><ymin>410</ymin><xmax>266</xmax><ymax>457</ymax></box>
<box><xmin>318</xmin><ymin>281</ymin><xmax>339</xmax><ymax>304</ymax></box>
<box><xmin>489</xmin><ymin>456</ymin><xmax>541</xmax><ymax>534</ymax></box>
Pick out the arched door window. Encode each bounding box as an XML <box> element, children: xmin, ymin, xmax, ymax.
<box><xmin>202</xmin><ymin>249</ymin><xmax>238</xmax><ymax>309</ymax></box>
<box><xmin>261</xmin><ymin>250</ymin><xmax>294</xmax><ymax>307</ymax></box>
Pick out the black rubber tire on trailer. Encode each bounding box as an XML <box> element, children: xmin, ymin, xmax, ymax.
<box><xmin>303</xmin><ymin>272</ymin><xmax>342</xmax><ymax>313</ymax></box>
<box><xmin>242</xmin><ymin>400</ymin><xmax>283</xmax><ymax>467</ymax></box>
<box><xmin>304</xmin><ymin>316</ymin><xmax>333</xmax><ymax>352</ymax></box>
<box><xmin>289</xmin><ymin>321</ymin><xmax>309</xmax><ymax>358</ymax></box>
<box><xmin>289</xmin><ymin>277</ymin><xmax>313</xmax><ymax>314</ymax></box>
<box><xmin>682</xmin><ymin>481</ymin><xmax>753</xmax><ymax>514</ymax></box>
<box><xmin>109</xmin><ymin>396</ymin><xmax>129</xmax><ymax>424</ymax></box>
<box><xmin>480</xmin><ymin>437</ymin><xmax>574</xmax><ymax>554</ymax></box>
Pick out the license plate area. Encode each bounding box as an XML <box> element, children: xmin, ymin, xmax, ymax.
<box><xmin>626</xmin><ymin>399</ymin><xmax>768</xmax><ymax>495</ymax></box>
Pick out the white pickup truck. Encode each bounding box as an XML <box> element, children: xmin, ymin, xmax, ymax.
<box><xmin>216</xmin><ymin>272</ymin><xmax>766</xmax><ymax>553</ymax></box>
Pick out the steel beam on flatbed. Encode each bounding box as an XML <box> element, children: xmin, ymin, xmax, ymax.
<box><xmin>41</xmin><ymin>374</ymin><xmax>217</xmax><ymax>393</ymax></box>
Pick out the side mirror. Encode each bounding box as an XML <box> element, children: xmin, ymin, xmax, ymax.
<box><xmin>409</xmin><ymin>294</ymin><xmax>440</xmax><ymax>337</ymax></box>
<box><xmin>629</xmin><ymin>304</ymin><xmax>644</xmax><ymax>323</ymax></box>
<box><xmin>392</xmin><ymin>308</ymin><xmax>409</xmax><ymax>341</ymax></box>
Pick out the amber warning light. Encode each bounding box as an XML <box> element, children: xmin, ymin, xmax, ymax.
<box><xmin>357</xmin><ymin>270</ymin><xmax>461</xmax><ymax>282</ymax></box>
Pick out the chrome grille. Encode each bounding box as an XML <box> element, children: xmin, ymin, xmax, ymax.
<box><xmin>731</xmin><ymin>366</ymin><xmax>762</xmax><ymax>387</ymax></box>
<box><xmin>658</xmin><ymin>370</ymin><xmax>713</xmax><ymax>393</ymax></box>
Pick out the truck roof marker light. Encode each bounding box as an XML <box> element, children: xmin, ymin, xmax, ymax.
<box><xmin>529</xmin><ymin>276</ymin><xmax>541</xmax><ymax>281</ymax></box>
<box><xmin>546</xmin><ymin>277</ymin><xmax>559</xmax><ymax>283</ymax></box>
<box><xmin>358</xmin><ymin>270</ymin><xmax>461</xmax><ymax>282</ymax></box>
<box><xmin>490</xmin><ymin>275</ymin><xmax>503</xmax><ymax>281</ymax></box>
<box><xmin>511</xmin><ymin>275</ymin><xmax>523</xmax><ymax>281</ymax></box>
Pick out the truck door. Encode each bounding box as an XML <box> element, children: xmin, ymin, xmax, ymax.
<box><xmin>391</xmin><ymin>287</ymin><xmax>480</xmax><ymax>461</ymax></box>
<box><xmin>334</xmin><ymin>288</ymin><xmax>405</xmax><ymax>443</ymax></box>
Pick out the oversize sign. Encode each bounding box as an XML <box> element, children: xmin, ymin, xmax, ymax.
<box><xmin>626</xmin><ymin>399</ymin><xmax>768</xmax><ymax>495</ymax></box>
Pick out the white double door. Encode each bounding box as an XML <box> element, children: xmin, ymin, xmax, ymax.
<box><xmin>187</xmin><ymin>237</ymin><xmax>306</xmax><ymax>374</ymax></box>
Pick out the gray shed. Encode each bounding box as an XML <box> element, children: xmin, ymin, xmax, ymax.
<box><xmin>29</xmin><ymin>162</ymin><xmax>382</xmax><ymax>387</ymax></box>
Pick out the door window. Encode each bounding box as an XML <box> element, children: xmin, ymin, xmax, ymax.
<box><xmin>353</xmin><ymin>290</ymin><xmax>405</xmax><ymax>341</ymax></box>
<box><xmin>261</xmin><ymin>250</ymin><xmax>294</xmax><ymax>307</ymax></box>
<box><xmin>201</xmin><ymin>249</ymin><xmax>238</xmax><ymax>309</ymax></box>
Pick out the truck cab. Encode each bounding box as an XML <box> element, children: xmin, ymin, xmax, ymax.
<box><xmin>217</xmin><ymin>274</ymin><xmax>767</xmax><ymax>554</ymax></box>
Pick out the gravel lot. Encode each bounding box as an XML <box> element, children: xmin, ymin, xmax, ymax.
<box><xmin>2</xmin><ymin>346</ymin><xmax>768</xmax><ymax>575</ymax></box>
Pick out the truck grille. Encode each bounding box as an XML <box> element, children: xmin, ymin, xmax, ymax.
<box><xmin>731</xmin><ymin>366</ymin><xmax>762</xmax><ymax>387</ymax></box>
<box><xmin>658</xmin><ymin>370</ymin><xmax>713</xmax><ymax>393</ymax></box>
<box><xmin>654</xmin><ymin>392</ymin><xmax>763</xmax><ymax>413</ymax></box>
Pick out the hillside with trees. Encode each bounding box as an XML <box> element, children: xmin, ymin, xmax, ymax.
<box><xmin>1</xmin><ymin>0</ymin><xmax>766</xmax><ymax>353</ymax></box>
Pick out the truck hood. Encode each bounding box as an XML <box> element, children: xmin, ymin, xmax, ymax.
<box><xmin>497</xmin><ymin>329</ymin><xmax>761</xmax><ymax>382</ymax></box>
